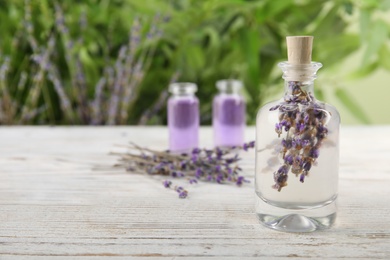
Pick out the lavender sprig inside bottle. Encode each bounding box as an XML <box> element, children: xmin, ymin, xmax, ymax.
<box><xmin>269</xmin><ymin>81</ymin><xmax>330</xmax><ymax>192</ymax></box>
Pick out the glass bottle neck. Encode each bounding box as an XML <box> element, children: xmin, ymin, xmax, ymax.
<box><xmin>169</xmin><ymin>82</ymin><xmax>197</xmax><ymax>96</ymax></box>
<box><xmin>216</xmin><ymin>80</ymin><xmax>243</xmax><ymax>94</ymax></box>
<box><xmin>278</xmin><ymin>61</ymin><xmax>322</xmax><ymax>103</ymax></box>
<box><xmin>284</xmin><ymin>80</ymin><xmax>315</xmax><ymax>102</ymax></box>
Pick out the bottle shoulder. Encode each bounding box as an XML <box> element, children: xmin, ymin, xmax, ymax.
<box><xmin>315</xmin><ymin>101</ymin><xmax>341</xmax><ymax>123</ymax></box>
<box><xmin>168</xmin><ymin>95</ymin><xmax>199</xmax><ymax>104</ymax></box>
<box><xmin>257</xmin><ymin>99</ymin><xmax>283</xmax><ymax>114</ymax></box>
<box><xmin>214</xmin><ymin>93</ymin><xmax>244</xmax><ymax>101</ymax></box>
<box><xmin>256</xmin><ymin>98</ymin><xmax>340</xmax><ymax>123</ymax></box>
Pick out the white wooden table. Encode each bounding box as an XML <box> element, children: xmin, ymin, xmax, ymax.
<box><xmin>0</xmin><ymin>126</ymin><xmax>389</xmax><ymax>259</ymax></box>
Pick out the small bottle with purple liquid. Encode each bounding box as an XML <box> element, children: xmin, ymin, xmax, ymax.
<box><xmin>168</xmin><ymin>83</ymin><xmax>199</xmax><ymax>153</ymax></box>
<box><xmin>213</xmin><ymin>80</ymin><xmax>246</xmax><ymax>147</ymax></box>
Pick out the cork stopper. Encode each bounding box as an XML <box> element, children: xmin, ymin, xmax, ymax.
<box><xmin>286</xmin><ymin>36</ymin><xmax>313</xmax><ymax>65</ymax></box>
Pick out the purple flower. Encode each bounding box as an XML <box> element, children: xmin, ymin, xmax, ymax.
<box><xmin>277</xmin><ymin>165</ymin><xmax>289</xmax><ymax>175</ymax></box>
<box><xmin>195</xmin><ymin>168</ymin><xmax>202</xmax><ymax>178</ymax></box>
<box><xmin>284</xmin><ymin>154</ymin><xmax>294</xmax><ymax>165</ymax></box>
<box><xmin>273</xmin><ymin>166</ymin><xmax>288</xmax><ymax>191</ymax></box>
<box><xmin>215</xmin><ymin>165</ymin><xmax>221</xmax><ymax>172</ymax></box>
<box><xmin>295</xmin><ymin>155</ymin><xmax>303</xmax><ymax>166</ymax></box>
<box><xmin>304</xmin><ymin>114</ymin><xmax>309</xmax><ymax>123</ymax></box>
<box><xmin>270</xmin><ymin>105</ymin><xmax>280</xmax><ymax>111</ymax></box>
<box><xmin>163</xmin><ymin>180</ymin><xmax>171</xmax><ymax>188</ymax></box>
<box><xmin>309</xmin><ymin>148</ymin><xmax>320</xmax><ymax>159</ymax></box>
<box><xmin>280</xmin><ymin>119</ymin><xmax>292</xmax><ymax>131</ymax></box>
<box><xmin>216</xmin><ymin>174</ymin><xmax>223</xmax><ymax>183</ymax></box>
<box><xmin>192</xmin><ymin>148</ymin><xmax>201</xmax><ymax>154</ymax></box>
<box><xmin>191</xmin><ymin>154</ymin><xmax>198</xmax><ymax>163</ymax></box>
<box><xmin>249</xmin><ymin>141</ymin><xmax>255</xmax><ymax>148</ymax></box>
<box><xmin>303</xmin><ymin>161</ymin><xmax>312</xmax><ymax>172</ymax></box>
<box><xmin>175</xmin><ymin>187</ymin><xmax>188</xmax><ymax>198</ymax></box>
<box><xmin>314</xmin><ymin>108</ymin><xmax>326</xmax><ymax>120</ymax></box>
<box><xmin>189</xmin><ymin>179</ymin><xmax>197</xmax><ymax>184</ymax></box>
<box><xmin>299</xmin><ymin>173</ymin><xmax>305</xmax><ymax>183</ymax></box>
<box><xmin>302</xmin><ymin>139</ymin><xmax>310</xmax><ymax>147</ymax></box>
<box><xmin>275</xmin><ymin>123</ymin><xmax>283</xmax><ymax>136</ymax></box>
<box><xmin>284</xmin><ymin>122</ymin><xmax>291</xmax><ymax>131</ymax></box>
<box><xmin>179</xmin><ymin>191</ymin><xmax>188</xmax><ymax>198</ymax></box>
<box><xmin>282</xmin><ymin>139</ymin><xmax>292</xmax><ymax>149</ymax></box>
<box><xmin>216</xmin><ymin>147</ymin><xmax>223</xmax><ymax>156</ymax></box>
<box><xmin>317</xmin><ymin>125</ymin><xmax>328</xmax><ymax>139</ymax></box>
<box><xmin>243</xmin><ymin>143</ymin><xmax>249</xmax><ymax>151</ymax></box>
<box><xmin>236</xmin><ymin>176</ymin><xmax>245</xmax><ymax>186</ymax></box>
<box><xmin>155</xmin><ymin>162</ymin><xmax>165</xmax><ymax>170</ymax></box>
<box><xmin>296</xmin><ymin>122</ymin><xmax>305</xmax><ymax>132</ymax></box>
<box><xmin>292</xmin><ymin>138</ymin><xmax>301</xmax><ymax>148</ymax></box>
<box><xmin>269</xmin><ymin>81</ymin><xmax>329</xmax><ymax>191</ymax></box>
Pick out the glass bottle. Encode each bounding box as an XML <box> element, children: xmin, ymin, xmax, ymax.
<box><xmin>168</xmin><ymin>82</ymin><xmax>199</xmax><ymax>152</ymax></box>
<box><xmin>213</xmin><ymin>80</ymin><xmax>246</xmax><ymax>147</ymax></box>
<box><xmin>255</xmin><ymin>36</ymin><xmax>340</xmax><ymax>232</ymax></box>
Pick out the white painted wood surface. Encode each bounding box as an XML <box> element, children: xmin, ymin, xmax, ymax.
<box><xmin>0</xmin><ymin>126</ymin><xmax>389</xmax><ymax>259</ymax></box>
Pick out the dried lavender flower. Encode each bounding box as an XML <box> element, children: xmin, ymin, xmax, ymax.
<box><xmin>270</xmin><ymin>81</ymin><xmax>330</xmax><ymax>191</ymax></box>
<box><xmin>113</xmin><ymin>141</ymin><xmax>255</xmax><ymax>198</ymax></box>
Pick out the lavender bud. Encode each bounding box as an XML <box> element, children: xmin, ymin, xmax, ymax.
<box><xmin>303</xmin><ymin>161</ymin><xmax>312</xmax><ymax>171</ymax></box>
<box><xmin>216</xmin><ymin>148</ymin><xmax>223</xmax><ymax>158</ymax></box>
<box><xmin>309</xmin><ymin>148</ymin><xmax>320</xmax><ymax>159</ymax></box>
<box><xmin>163</xmin><ymin>180</ymin><xmax>171</xmax><ymax>188</ymax></box>
<box><xmin>236</xmin><ymin>176</ymin><xmax>245</xmax><ymax>186</ymax></box>
<box><xmin>302</xmin><ymin>139</ymin><xmax>310</xmax><ymax>147</ymax></box>
<box><xmin>292</xmin><ymin>138</ymin><xmax>302</xmax><ymax>149</ymax></box>
<box><xmin>282</xmin><ymin>139</ymin><xmax>292</xmax><ymax>149</ymax></box>
<box><xmin>195</xmin><ymin>168</ymin><xmax>202</xmax><ymax>178</ymax></box>
<box><xmin>216</xmin><ymin>174</ymin><xmax>223</xmax><ymax>183</ymax></box>
<box><xmin>296</xmin><ymin>123</ymin><xmax>305</xmax><ymax>132</ymax></box>
<box><xmin>304</xmin><ymin>114</ymin><xmax>309</xmax><ymax>123</ymax></box>
<box><xmin>179</xmin><ymin>191</ymin><xmax>188</xmax><ymax>198</ymax></box>
<box><xmin>180</xmin><ymin>160</ymin><xmax>186</xmax><ymax>169</ymax></box>
<box><xmin>191</xmin><ymin>154</ymin><xmax>198</xmax><ymax>163</ymax></box>
<box><xmin>192</xmin><ymin>148</ymin><xmax>201</xmax><ymax>154</ymax></box>
<box><xmin>277</xmin><ymin>165</ymin><xmax>289</xmax><ymax>175</ymax></box>
<box><xmin>284</xmin><ymin>154</ymin><xmax>294</xmax><ymax>165</ymax></box>
<box><xmin>275</xmin><ymin>123</ymin><xmax>282</xmax><ymax>135</ymax></box>
<box><xmin>299</xmin><ymin>174</ymin><xmax>305</xmax><ymax>183</ymax></box>
<box><xmin>295</xmin><ymin>155</ymin><xmax>303</xmax><ymax>166</ymax></box>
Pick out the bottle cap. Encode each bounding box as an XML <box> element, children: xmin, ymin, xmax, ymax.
<box><xmin>286</xmin><ymin>36</ymin><xmax>313</xmax><ymax>65</ymax></box>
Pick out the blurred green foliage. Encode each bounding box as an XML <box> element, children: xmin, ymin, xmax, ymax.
<box><xmin>0</xmin><ymin>0</ymin><xmax>389</xmax><ymax>125</ymax></box>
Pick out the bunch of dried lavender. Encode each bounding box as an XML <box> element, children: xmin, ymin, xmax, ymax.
<box><xmin>270</xmin><ymin>81</ymin><xmax>329</xmax><ymax>191</ymax></box>
<box><xmin>113</xmin><ymin>141</ymin><xmax>255</xmax><ymax>198</ymax></box>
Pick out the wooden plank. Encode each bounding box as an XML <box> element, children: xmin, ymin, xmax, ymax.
<box><xmin>0</xmin><ymin>126</ymin><xmax>389</xmax><ymax>259</ymax></box>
